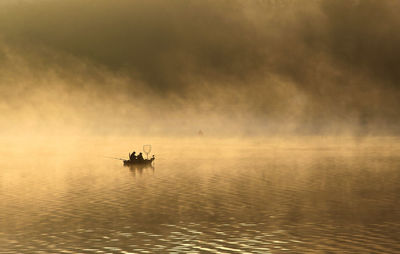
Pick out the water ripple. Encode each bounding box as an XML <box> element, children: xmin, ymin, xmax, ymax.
<box><xmin>1</xmin><ymin>139</ymin><xmax>400</xmax><ymax>252</ymax></box>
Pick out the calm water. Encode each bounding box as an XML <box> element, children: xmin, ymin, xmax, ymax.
<box><xmin>1</xmin><ymin>137</ymin><xmax>400</xmax><ymax>253</ymax></box>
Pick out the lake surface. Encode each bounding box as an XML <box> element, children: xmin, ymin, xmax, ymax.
<box><xmin>1</xmin><ymin>137</ymin><xmax>400</xmax><ymax>253</ymax></box>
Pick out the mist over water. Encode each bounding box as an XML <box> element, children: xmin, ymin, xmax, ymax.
<box><xmin>1</xmin><ymin>0</ymin><xmax>400</xmax><ymax>253</ymax></box>
<box><xmin>1</xmin><ymin>137</ymin><xmax>400</xmax><ymax>252</ymax></box>
<box><xmin>1</xmin><ymin>0</ymin><xmax>400</xmax><ymax>136</ymax></box>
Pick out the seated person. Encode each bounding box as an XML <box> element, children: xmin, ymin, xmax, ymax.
<box><xmin>137</xmin><ymin>152</ymin><xmax>144</xmax><ymax>161</ymax></box>
<box><xmin>130</xmin><ymin>151</ymin><xmax>136</xmax><ymax>161</ymax></box>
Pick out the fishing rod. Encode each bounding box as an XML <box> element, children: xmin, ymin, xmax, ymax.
<box><xmin>101</xmin><ymin>156</ymin><xmax>126</xmax><ymax>161</ymax></box>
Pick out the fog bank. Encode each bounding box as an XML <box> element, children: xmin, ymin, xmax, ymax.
<box><xmin>1</xmin><ymin>0</ymin><xmax>399</xmax><ymax>136</ymax></box>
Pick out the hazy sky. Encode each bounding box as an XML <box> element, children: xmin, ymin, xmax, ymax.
<box><xmin>0</xmin><ymin>0</ymin><xmax>399</xmax><ymax>136</ymax></box>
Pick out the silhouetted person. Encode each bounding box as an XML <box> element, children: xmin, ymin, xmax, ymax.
<box><xmin>130</xmin><ymin>151</ymin><xmax>136</xmax><ymax>161</ymax></box>
<box><xmin>137</xmin><ymin>152</ymin><xmax>144</xmax><ymax>161</ymax></box>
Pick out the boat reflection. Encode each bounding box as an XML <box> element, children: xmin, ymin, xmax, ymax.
<box><xmin>128</xmin><ymin>163</ymin><xmax>155</xmax><ymax>177</ymax></box>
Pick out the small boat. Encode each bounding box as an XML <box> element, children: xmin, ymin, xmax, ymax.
<box><xmin>123</xmin><ymin>157</ymin><xmax>155</xmax><ymax>166</ymax></box>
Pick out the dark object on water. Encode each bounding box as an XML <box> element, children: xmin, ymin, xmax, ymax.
<box><xmin>123</xmin><ymin>156</ymin><xmax>155</xmax><ymax>166</ymax></box>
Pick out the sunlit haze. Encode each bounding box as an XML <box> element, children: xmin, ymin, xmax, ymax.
<box><xmin>1</xmin><ymin>1</ymin><xmax>400</xmax><ymax>253</ymax></box>
<box><xmin>1</xmin><ymin>0</ymin><xmax>400</xmax><ymax>137</ymax></box>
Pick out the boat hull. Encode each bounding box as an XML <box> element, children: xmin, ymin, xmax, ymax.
<box><xmin>123</xmin><ymin>158</ymin><xmax>154</xmax><ymax>166</ymax></box>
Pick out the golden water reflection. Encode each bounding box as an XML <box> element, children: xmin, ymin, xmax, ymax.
<box><xmin>1</xmin><ymin>137</ymin><xmax>400</xmax><ymax>252</ymax></box>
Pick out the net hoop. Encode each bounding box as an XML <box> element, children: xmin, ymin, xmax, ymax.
<box><xmin>143</xmin><ymin>144</ymin><xmax>152</xmax><ymax>159</ymax></box>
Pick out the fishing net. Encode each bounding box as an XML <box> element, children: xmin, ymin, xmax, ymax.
<box><xmin>143</xmin><ymin>144</ymin><xmax>152</xmax><ymax>159</ymax></box>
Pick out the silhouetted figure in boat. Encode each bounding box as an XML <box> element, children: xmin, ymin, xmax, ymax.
<box><xmin>137</xmin><ymin>152</ymin><xmax>144</xmax><ymax>161</ymax></box>
<box><xmin>129</xmin><ymin>151</ymin><xmax>136</xmax><ymax>161</ymax></box>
